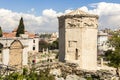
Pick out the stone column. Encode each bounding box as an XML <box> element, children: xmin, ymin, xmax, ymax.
<box><xmin>46</xmin><ymin>48</ymin><xmax>48</xmax><ymax>54</ymax></box>
<box><xmin>2</xmin><ymin>48</ymin><xmax>9</xmax><ymax>65</ymax></box>
<box><xmin>100</xmin><ymin>58</ymin><xmax>103</xmax><ymax>67</ymax></box>
<box><xmin>42</xmin><ymin>48</ymin><xmax>45</xmax><ymax>54</ymax></box>
<box><xmin>22</xmin><ymin>47</ymin><xmax>28</xmax><ymax>66</ymax></box>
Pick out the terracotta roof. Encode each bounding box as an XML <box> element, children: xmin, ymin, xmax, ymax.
<box><xmin>3</xmin><ymin>32</ymin><xmax>9</xmax><ymax>37</ymax></box>
<box><xmin>27</xmin><ymin>33</ymin><xmax>35</xmax><ymax>38</ymax></box>
<box><xmin>3</xmin><ymin>27</ymin><xmax>35</xmax><ymax>38</ymax></box>
<box><xmin>3</xmin><ymin>32</ymin><xmax>16</xmax><ymax>38</ymax></box>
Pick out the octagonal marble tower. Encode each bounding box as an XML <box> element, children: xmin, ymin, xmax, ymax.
<box><xmin>58</xmin><ymin>9</ymin><xmax>99</xmax><ymax>70</ymax></box>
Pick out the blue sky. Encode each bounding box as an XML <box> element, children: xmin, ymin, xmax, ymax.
<box><xmin>0</xmin><ymin>1</ymin><xmax>120</xmax><ymax>33</ymax></box>
<box><xmin>0</xmin><ymin>0</ymin><xmax>119</xmax><ymax>15</ymax></box>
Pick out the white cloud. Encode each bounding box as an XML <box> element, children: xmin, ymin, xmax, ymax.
<box><xmin>89</xmin><ymin>2</ymin><xmax>120</xmax><ymax>29</ymax></box>
<box><xmin>0</xmin><ymin>8</ymin><xmax>61</xmax><ymax>33</ymax></box>
<box><xmin>42</xmin><ymin>9</ymin><xmax>57</xmax><ymax>18</ymax></box>
<box><xmin>64</xmin><ymin>9</ymin><xmax>73</xmax><ymax>14</ymax></box>
<box><xmin>79</xmin><ymin>6</ymin><xmax>89</xmax><ymax>12</ymax></box>
<box><xmin>89</xmin><ymin>2</ymin><xmax>120</xmax><ymax>15</ymax></box>
<box><xmin>42</xmin><ymin>9</ymin><xmax>63</xmax><ymax>19</ymax></box>
<box><xmin>0</xmin><ymin>2</ymin><xmax>120</xmax><ymax>33</ymax></box>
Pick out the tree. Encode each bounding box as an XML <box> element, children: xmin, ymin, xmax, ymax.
<box><xmin>39</xmin><ymin>40</ymin><xmax>49</xmax><ymax>51</ymax></box>
<box><xmin>108</xmin><ymin>32</ymin><xmax>120</xmax><ymax>50</ymax></box>
<box><xmin>0</xmin><ymin>27</ymin><xmax>3</xmax><ymax>37</ymax></box>
<box><xmin>2</xmin><ymin>67</ymin><xmax>55</xmax><ymax>80</ymax></box>
<box><xmin>16</xmin><ymin>17</ymin><xmax>25</xmax><ymax>37</ymax></box>
<box><xmin>49</xmin><ymin>38</ymin><xmax>59</xmax><ymax>50</ymax></box>
<box><xmin>39</xmin><ymin>68</ymin><xmax>55</xmax><ymax>80</ymax></box>
<box><xmin>105</xmin><ymin>32</ymin><xmax>120</xmax><ymax>76</ymax></box>
<box><xmin>40</xmin><ymin>34</ymin><xmax>51</xmax><ymax>39</ymax></box>
<box><xmin>4</xmin><ymin>72</ymin><xmax>23</xmax><ymax>80</ymax></box>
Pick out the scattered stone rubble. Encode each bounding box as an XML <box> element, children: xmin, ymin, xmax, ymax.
<box><xmin>46</xmin><ymin>62</ymin><xmax>119</xmax><ymax>80</ymax></box>
<box><xmin>0</xmin><ymin>62</ymin><xmax>119</xmax><ymax>80</ymax></box>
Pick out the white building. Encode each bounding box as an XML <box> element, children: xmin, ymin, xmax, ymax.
<box><xmin>98</xmin><ymin>31</ymin><xmax>109</xmax><ymax>54</ymax></box>
<box><xmin>39</xmin><ymin>32</ymin><xmax>59</xmax><ymax>43</ymax></box>
<box><xmin>0</xmin><ymin>28</ymin><xmax>39</xmax><ymax>69</ymax></box>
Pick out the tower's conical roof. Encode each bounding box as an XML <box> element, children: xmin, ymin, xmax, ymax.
<box><xmin>59</xmin><ymin>9</ymin><xmax>98</xmax><ymax>18</ymax></box>
<box><xmin>66</xmin><ymin>9</ymin><xmax>89</xmax><ymax>16</ymax></box>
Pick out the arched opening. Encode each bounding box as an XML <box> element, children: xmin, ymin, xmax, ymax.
<box><xmin>0</xmin><ymin>43</ymin><xmax>3</xmax><ymax>53</ymax></box>
<box><xmin>9</xmin><ymin>40</ymin><xmax>23</xmax><ymax>69</ymax></box>
<box><xmin>0</xmin><ymin>43</ymin><xmax>3</xmax><ymax>62</ymax></box>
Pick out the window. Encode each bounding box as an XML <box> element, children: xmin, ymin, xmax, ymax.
<box><xmin>33</xmin><ymin>40</ymin><xmax>35</xmax><ymax>43</ymax></box>
<box><xmin>68</xmin><ymin>41</ymin><xmax>77</xmax><ymax>47</ymax></box>
<box><xmin>33</xmin><ymin>47</ymin><xmax>35</xmax><ymax>50</ymax></box>
<box><xmin>75</xmin><ymin>48</ymin><xmax>78</xmax><ymax>60</ymax></box>
<box><xmin>0</xmin><ymin>43</ymin><xmax>3</xmax><ymax>53</ymax></box>
<box><xmin>68</xmin><ymin>41</ymin><xmax>70</xmax><ymax>47</ymax></box>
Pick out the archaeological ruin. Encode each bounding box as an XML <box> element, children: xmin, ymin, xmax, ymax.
<box><xmin>58</xmin><ymin>9</ymin><xmax>99</xmax><ymax>70</ymax></box>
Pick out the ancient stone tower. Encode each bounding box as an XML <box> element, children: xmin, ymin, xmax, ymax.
<box><xmin>58</xmin><ymin>9</ymin><xmax>99</xmax><ymax>70</ymax></box>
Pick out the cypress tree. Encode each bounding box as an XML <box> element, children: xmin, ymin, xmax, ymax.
<box><xmin>16</xmin><ymin>17</ymin><xmax>25</xmax><ymax>37</ymax></box>
<box><xmin>0</xmin><ymin>27</ymin><xmax>3</xmax><ymax>37</ymax></box>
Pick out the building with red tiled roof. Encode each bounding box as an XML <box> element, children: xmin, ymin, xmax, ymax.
<box><xmin>0</xmin><ymin>27</ymin><xmax>39</xmax><ymax>69</ymax></box>
<box><xmin>3</xmin><ymin>27</ymin><xmax>36</xmax><ymax>38</ymax></box>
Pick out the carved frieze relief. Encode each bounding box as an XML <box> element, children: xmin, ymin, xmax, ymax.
<box><xmin>66</xmin><ymin>18</ymin><xmax>82</xmax><ymax>29</ymax></box>
<box><xmin>83</xmin><ymin>18</ymin><xmax>98</xmax><ymax>28</ymax></box>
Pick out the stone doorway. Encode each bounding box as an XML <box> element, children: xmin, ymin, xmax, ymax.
<box><xmin>0</xmin><ymin>43</ymin><xmax>3</xmax><ymax>63</ymax></box>
<box><xmin>9</xmin><ymin>40</ymin><xmax>23</xmax><ymax>69</ymax></box>
<box><xmin>75</xmin><ymin>48</ymin><xmax>78</xmax><ymax>60</ymax></box>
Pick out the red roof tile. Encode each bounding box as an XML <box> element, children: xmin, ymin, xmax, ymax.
<box><xmin>3</xmin><ymin>27</ymin><xmax>35</xmax><ymax>38</ymax></box>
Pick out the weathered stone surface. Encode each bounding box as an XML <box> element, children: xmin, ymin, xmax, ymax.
<box><xmin>58</xmin><ymin>9</ymin><xmax>99</xmax><ymax>70</ymax></box>
<box><xmin>9</xmin><ymin>40</ymin><xmax>23</xmax><ymax>69</ymax></box>
<box><xmin>26</xmin><ymin>62</ymin><xmax>119</xmax><ymax>80</ymax></box>
<box><xmin>66</xmin><ymin>75</ymin><xmax>81</xmax><ymax>80</ymax></box>
<box><xmin>55</xmin><ymin>77</ymin><xmax>64</xmax><ymax>80</ymax></box>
